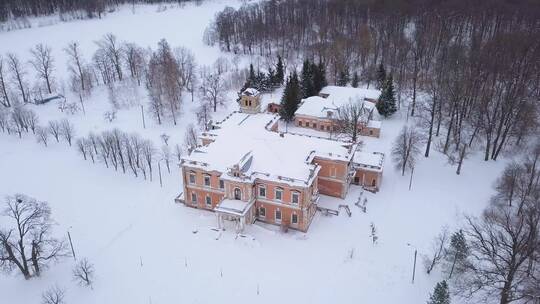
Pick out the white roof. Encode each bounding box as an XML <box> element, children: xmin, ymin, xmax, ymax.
<box><xmin>183</xmin><ymin>112</ymin><xmax>357</xmax><ymax>187</ymax></box>
<box><xmin>353</xmin><ymin>152</ymin><xmax>384</xmax><ymax>172</ymax></box>
<box><xmin>214</xmin><ymin>199</ymin><xmax>254</xmax><ymax>216</ymax></box>
<box><xmin>242</xmin><ymin>88</ymin><xmax>260</xmax><ymax>97</ymax></box>
<box><xmin>320</xmin><ymin>86</ymin><xmax>381</xmax><ymax>100</ymax></box>
<box><xmin>367</xmin><ymin>120</ymin><xmax>382</xmax><ymax>129</ymax></box>
<box><xmin>295</xmin><ymin>86</ymin><xmax>381</xmax><ymax>120</ymax></box>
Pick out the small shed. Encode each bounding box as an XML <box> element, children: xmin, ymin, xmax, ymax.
<box><xmin>34</xmin><ymin>94</ymin><xmax>65</xmax><ymax>105</ymax></box>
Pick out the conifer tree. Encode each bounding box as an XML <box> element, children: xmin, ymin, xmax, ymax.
<box><xmin>427</xmin><ymin>281</ymin><xmax>450</xmax><ymax>304</ymax></box>
<box><xmin>280</xmin><ymin>72</ymin><xmax>301</xmax><ymax>122</ymax></box>
<box><xmin>377</xmin><ymin>73</ymin><xmax>397</xmax><ymax>117</ymax></box>
<box><xmin>313</xmin><ymin>61</ymin><xmax>327</xmax><ymax>93</ymax></box>
<box><xmin>301</xmin><ymin>59</ymin><xmax>314</xmax><ymax>98</ymax></box>
<box><xmin>337</xmin><ymin>67</ymin><xmax>349</xmax><ymax>86</ymax></box>
<box><xmin>445</xmin><ymin>230</ymin><xmax>469</xmax><ymax>278</ymax></box>
<box><xmin>376</xmin><ymin>63</ymin><xmax>386</xmax><ymax>90</ymax></box>
<box><xmin>351</xmin><ymin>71</ymin><xmax>359</xmax><ymax>88</ymax></box>
<box><xmin>248</xmin><ymin>63</ymin><xmax>256</xmax><ymax>83</ymax></box>
<box><xmin>275</xmin><ymin>55</ymin><xmax>284</xmax><ymax>85</ymax></box>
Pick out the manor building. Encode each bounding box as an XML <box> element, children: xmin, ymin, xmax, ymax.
<box><xmin>177</xmin><ymin>111</ymin><xmax>384</xmax><ymax>232</ymax></box>
<box><xmin>294</xmin><ymin>86</ymin><xmax>383</xmax><ymax>138</ymax></box>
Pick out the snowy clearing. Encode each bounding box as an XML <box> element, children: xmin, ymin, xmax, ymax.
<box><xmin>0</xmin><ymin>1</ymin><xmax>514</xmax><ymax>304</ymax></box>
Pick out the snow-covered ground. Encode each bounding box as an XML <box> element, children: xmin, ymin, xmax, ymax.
<box><xmin>0</xmin><ymin>2</ymin><xmax>512</xmax><ymax>304</ymax></box>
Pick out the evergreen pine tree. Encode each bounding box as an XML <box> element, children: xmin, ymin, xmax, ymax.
<box><xmin>249</xmin><ymin>63</ymin><xmax>256</xmax><ymax>83</ymax></box>
<box><xmin>267</xmin><ymin>67</ymin><xmax>276</xmax><ymax>88</ymax></box>
<box><xmin>427</xmin><ymin>281</ymin><xmax>450</xmax><ymax>304</ymax></box>
<box><xmin>445</xmin><ymin>230</ymin><xmax>469</xmax><ymax>278</ymax></box>
<box><xmin>377</xmin><ymin>73</ymin><xmax>397</xmax><ymax>117</ymax></box>
<box><xmin>280</xmin><ymin>72</ymin><xmax>301</xmax><ymax>122</ymax></box>
<box><xmin>351</xmin><ymin>71</ymin><xmax>359</xmax><ymax>88</ymax></box>
<box><xmin>317</xmin><ymin>61</ymin><xmax>327</xmax><ymax>89</ymax></box>
<box><xmin>376</xmin><ymin>63</ymin><xmax>386</xmax><ymax>90</ymax></box>
<box><xmin>337</xmin><ymin>67</ymin><xmax>350</xmax><ymax>86</ymax></box>
<box><xmin>301</xmin><ymin>59</ymin><xmax>314</xmax><ymax>98</ymax></box>
<box><xmin>275</xmin><ymin>55</ymin><xmax>284</xmax><ymax>85</ymax></box>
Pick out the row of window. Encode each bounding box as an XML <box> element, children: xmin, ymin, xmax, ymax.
<box><xmin>189</xmin><ymin>192</ymin><xmax>299</xmax><ymax>225</ymax></box>
<box><xmin>189</xmin><ymin>172</ymin><xmax>225</xmax><ymax>189</ymax></box>
<box><xmin>259</xmin><ymin>207</ymin><xmax>298</xmax><ymax>225</ymax></box>
<box><xmin>258</xmin><ymin>185</ymin><xmax>300</xmax><ymax>205</ymax></box>
<box><xmin>298</xmin><ymin>120</ymin><xmax>332</xmax><ymax>131</ymax></box>
<box><xmin>188</xmin><ymin>171</ymin><xmax>301</xmax><ymax>205</ymax></box>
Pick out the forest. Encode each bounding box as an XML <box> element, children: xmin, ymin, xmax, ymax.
<box><xmin>206</xmin><ymin>0</ymin><xmax>540</xmax><ymax>162</ymax></box>
<box><xmin>0</xmin><ymin>0</ymin><xmax>198</xmax><ymax>22</ymax></box>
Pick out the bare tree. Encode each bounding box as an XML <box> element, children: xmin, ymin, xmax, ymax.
<box><xmin>59</xmin><ymin>119</ymin><xmax>75</xmax><ymax>146</ymax></box>
<box><xmin>391</xmin><ymin>125</ymin><xmax>422</xmax><ymax>176</ymax></box>
<box><xmin>0</xmin><ymin>55</ymin><xmax>11</xmax><ymax>107</ymax></box>
<box><xmin>196</xmin><ymin>101</ymin><xmax>212</xmax><ymax>130</ymax></box>
<box><xmin>200</xmin><ymin>72</ymin><xmax>225</xmax><ymax>112</ymax></box>
<box><xmin>336</xmin><ymin>98</ymin><xmax>367</xmax><ymax>142</ymax></box>
<box><xmin>65</xmin><ymin>42</ymin><xmax>91</xmax><ymax>94</ymax></box>
<box><xmin>36</xmin><ymin>126</ymin><xmax>49</xmax><ymax>147</ymax></box>
<box><xmin>73</xmin><ymin>257</ymin><xmax>95</xmax><ymax>287</ymax></box>
<box><xmin>41</xmin><ymin>285</ymin><xmax>65</xmax><ymax>304</ymax></box>
<box><xmin>175</xmin><ymin>46</ymin><xmax>197</xmax><ymax>102</ymax></box>
<box><xmin>457</xmin><ymin>203</ymin><xmax>539</xmax><ymax>304</ymax></box>
<box><xmin>424</xmin><ymin>227</ymin><xmax>449</xmax><ymax>274</ymax></box>
<box><xmin>161</xmin><ymin>145</ymin><xmax>171</xmax><ymax>174</ymax></box>
<box><xmin>183</xmin><ymin>123</ymin><xmax>199</xmax><ymax>152</ymax></box>
<box><xmin>141</xmin><ymin>139</ymin><xmax>155</xmax><ymax>181</ymax></box>
<box><xmin>96</xmin><ymin>33</ymin><xmax>124</xmax><ymax>81</ymax></box>
<box><xmin>124</xmin><ymin>42</ymin><xmax>147</xmax><ymax>86</ymax></box>
<box><xmin>0</xmin><ymin>194</ymin><xmax>66</xmax><ymax>279</ymax></box>
<box><xmin>30</xmin><ymin>43</ymin><xmax>55</xmax><ymax>94</ymax></box>
<box><xmin>6</xmin><ymin>53</ymin><xmax>29</xmax><ymax>103</ymax></box>
<box><xmin>48</xmin><ymin>120</ymin><xmax>61</xmax><ymax>142</ymax></box>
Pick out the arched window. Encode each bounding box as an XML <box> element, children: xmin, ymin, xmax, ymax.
<box><xmin>234</xmin><ymin>187</ymin><xmax>242</xmax><ymax>200</ymax></box>
<box><xmin>372</xmin><ymin>179</ymin><xmax>376</xmax><ymax>187</ymax></box>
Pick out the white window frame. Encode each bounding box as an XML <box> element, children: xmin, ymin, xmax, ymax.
<box><xmin>291</xmin><ymin>213</ymin><xmax>298</xmax><ymax>224</ymax></box>
<box><xmin>189</xmin><ymin>171</ymin><xmax>196</xmax><ymax>184</ymax></box>
<box><xmin>204</xmin><ymin>174</ymin><xmax>211</xmax><ymax>187</ymax></box>
<box><xmin>219</xmin><ymin>179</ymin><xmax>225</xmax><ymax>190</ymax></box>
<box><xmin>234</xmin><ymin>187</ymin><xmax>242</xmax><ymax>200</ymax></box>
<box><xmin>275</xmin><ymin>188</ymin><xmax>283</xmax><ymax>201</ymax></box>
<box><xmin>205</xmin><ymin>195</ymin><xmax>212</xmax><ymax>206</ymax></box>
<box><xmin>330</xmin><ymin>167</ymin><xmax>337</xmax><ymax>178</ymax></box>
<box><xmin>275</xmin><ymin>209</ymin><xmax>282</xmax><ymax>222</ymax></box>
<box><xmin>259</xmin><ymin>206</ymin><xmax>266</xmax><ymax>218</ymax></box>
<box><xmin>191</xmin><ymin>192</ymin><xmax>197</xmax><ymax>204</ymax></box>
<box><xmin>291</xmin><ymin>191</ymin><xmax>300</xmax><ymax>205</ymax></box>
<box><xmin>259</xmin><ymin>185</ymin><xmax>266</xmax><ymax>198</ymax></box>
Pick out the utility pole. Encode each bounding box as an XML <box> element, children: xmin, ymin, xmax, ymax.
<box><xmin>158</xmin><ymin>160</ymin><xmax>163</xmax><ymax>187</ymax></box>
<box><xmin>412</xmin><ymin>249</ymin><xmax>417</xmax><ymax>284</ymax></box>
<box><xmin>67</xmin><ymin>229</ymin><xmax>76</xmax><ymax>261</ymax></box>
<box><xmin>408</xmin><ymin>166</ymin><xmax>415</xmax><ymax>190</ymax></box>
<box><xmin>141</xmin><ymin>105</ymin><xmax>146</xmax><ymax>129</ymax></box>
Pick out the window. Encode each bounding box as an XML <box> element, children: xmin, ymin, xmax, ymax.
<box><xmin>326</xmin><ymin>126</ymin><xmax>331</xmax><ymax>131</ymax></box>
<box><xmin>292</xmin><ymin>192</ymin><xmax>299</xmax><ymax>205</ymax></box>
<box><xmin>204</xmin><ymin>175</ymin><xmax>211</xmax><ymax>187</ymax></box>
<box><xmin>234</xmin><ymin>188</ymin><xmax>242</xmax><ymax>200</ymax></box>
<box><xmin>189</xmin><ymin>171</ymin><xmax>196</xmax><ymax>184</ymax></box>
<box><xmin>259</xmin><ymin>206</ymin><xmax>266</xmax><ymax>217</ymax></box>
<box><xmin>313</xmin><ymin>123</ymin><xmax>317</xmax><ymax>129</ymax></box>
<box><xmin>259</xmin><ymin>185</ymin><xmax>266</xmax><ymax>197</ymax></box>
<box><xmin>330</xmin><ymin>167</ymin><xmax>337</xmax><ymax>177</ymax></box>
<box><xmin>291</xmin><ymin>213</ymin><xmax>298</xmax><ymax>224</ymax></box>
<box><xmin>191</xmin><ymin>192</ymin><xmax>197</xmax><ymax>204</ymax></box>
<box><xmin>205</xmin><ymin>195</ymin><xmax>212</xmax><ymax>206</ymax></box>
<box><xmin>219</xmin><ymin>179</ymin><xmax>224</xmax><ymax>189</ymax></box>
<box><xmin>369</xmin><ymin>130</ymin><xmax>373</xmax><ymax>135</ymax></box>
<box><xmin>275</xmin><ymin>209</ymin><xmax>282</xmax><ymax>222</ymax></box>
<box><xmin>372</xmin><ymin>179</ymin><xmax>376</xmax><ymax>187</ymax></box>
<box><xmin>275</xmin><ymin>188</ymin><xmax>283</xmax><ymax>201</ymax></box>
<box><xmin>298</xmin><ymin>121</ymin><xmax>303</xmax><ymax>127</ymax></box>
<box><xmin>320</xmin><ymin>125</ymin><xmax>324</xmax><ymax>130</ymax></box>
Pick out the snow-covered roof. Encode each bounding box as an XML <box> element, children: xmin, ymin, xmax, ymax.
<box><xmin>367</xmin><ymin>120</ymin><xmax>382</xmax><ymax>129</ymax></box>
<box><xmin>183</xmin><ymin>112</ymin><xmax>357</xmax><ymax>187</ymax></box>
<box><xmin>295</xmin><ymin>86</ymin><xmax>381</xmax><ymax>120</ymax></box>
<box><xmin>320</xmin><ymin>86</ymin><xmax>381</xmax><ymax>101</ymax></box>
<box><xmin>353</xmin><ymin>152</ymin><xmax>384</xmax><ymax>172</ymax></box>
<box><xmin>242</xmin><ymin>88</ymin><xmax>260</xmax><ymax>97</ymax></box>
<box><xmin>214</xmin><ymin>199</ymin><xmax>255</xmax><ymax>216</ymax></box>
